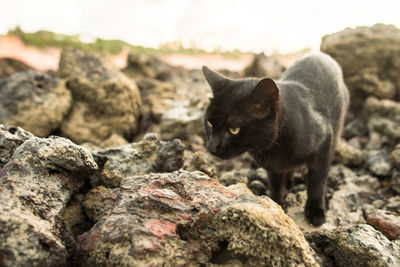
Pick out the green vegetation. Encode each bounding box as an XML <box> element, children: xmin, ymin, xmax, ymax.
<box><xmin>7</xmin><ymin>26</ymin><xmax>248</xmax><ymax>58</ymax></box>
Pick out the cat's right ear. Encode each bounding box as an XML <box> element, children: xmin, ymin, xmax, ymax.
<box><xmin>202</xmin><ymin>66</ymin><xmax>227</xmax><ymax>96</ymax></box>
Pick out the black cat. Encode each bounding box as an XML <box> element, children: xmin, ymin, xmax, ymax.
<box><xmin>203</xmin><ymin>52</ymin><xmax>349</xmax><ymax>226</ymax></box>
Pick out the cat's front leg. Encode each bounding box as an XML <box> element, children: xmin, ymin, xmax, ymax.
<box><xmin>305</xmin><ymin>138</ymin><xmax>332</xmax><ymax>226</ymax></box>
<box><xmin>268</xmin><ymin>171</ymin><xmax>293</xmax><ymax>206</ymax></box>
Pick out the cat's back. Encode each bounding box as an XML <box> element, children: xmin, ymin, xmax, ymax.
<box><xmin>280</xmin><ymin>52</ymin><xmax>347</xmax><ymax>96</ymax></box>
<box><xmin>279</xmin><ymin>52</ymin><xmax>349</xmax><ymax>112</ymax></box>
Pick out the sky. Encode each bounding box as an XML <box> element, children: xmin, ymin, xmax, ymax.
<box><xmin>1</xmin><ymin>0</ymin><xmax>400</xmax><ymax>54</ymax></box>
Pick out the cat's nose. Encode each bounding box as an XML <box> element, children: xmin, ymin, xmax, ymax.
<box><xmin>208</xmin><ymin>137</ymin><xmax>221</xmax><ymax>154</ymax></box>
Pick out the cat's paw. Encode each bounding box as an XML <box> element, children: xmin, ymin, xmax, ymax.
<box><xmin>305</xmin><ymin>202</ymin><xmax>326</xmax><ymax>226</ymax></box>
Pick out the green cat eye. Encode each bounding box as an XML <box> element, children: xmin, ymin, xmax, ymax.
<box><xmin>207</xmin><ymin>120</ymin><xmax>213</xmax><ymax>128</ymax></box>
<box><xmin>229</xmin><ymin>127</ymin><xmax>240</xmax><ymax>135</ymax></box>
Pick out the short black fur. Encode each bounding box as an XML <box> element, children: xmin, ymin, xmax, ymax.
<box><xmin>203</xmin><ymin>53</ymin><xmax>349</xmax><ymax>226</ymax></box>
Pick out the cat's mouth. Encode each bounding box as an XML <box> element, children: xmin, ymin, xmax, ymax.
<box><xmin>208</xmin><ymin>148</ymin><xmax>247</xmax><ymax>160</ymax></box>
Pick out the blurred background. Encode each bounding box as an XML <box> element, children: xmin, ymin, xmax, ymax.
<box><xmin>1</xmin><ymin>0</ymin><xmax>400</xmax><ymax>71</ymax></box>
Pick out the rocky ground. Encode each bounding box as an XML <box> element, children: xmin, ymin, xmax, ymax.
<box><xmin>0</xmin><ymin>23</ymin><xmax>400</xmax><ymax>266</ymax></box>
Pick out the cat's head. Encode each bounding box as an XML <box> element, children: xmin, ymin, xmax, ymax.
<box><xmin>202</xmin><ymin>66</ymin><xmax>280</xmax><ymax>159</ymax></box>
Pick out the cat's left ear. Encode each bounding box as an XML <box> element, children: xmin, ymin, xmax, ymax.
<box><xmin>202</xmin><ymin>66</ymin><xmax>228</xmax><ymax>96</ymax></box>
<box><xmin>242</xmin><ymin>78</ymin><xmax>280</xmax><ymax>119</ymax></box>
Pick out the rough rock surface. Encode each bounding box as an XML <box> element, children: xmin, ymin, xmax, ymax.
<box><xmin>77</xmin><ymin>171</ymin><xmax>318</xmax><ymax>267</ymax></box>
<box><xmin>0</xmin><ymin>124</ymin><xmax>34</xmax><ymax>168</ymax></box>
<box><xmin>363</xmin><ymin>204</ymin><xmax>400</xmax><ymax>240</ymax></box>
<box><xmin>0</xmin><ymin>57</ymin><xmax>34</xmax><ymax>79</ymax></box>
<box><xmin>321</xmin><ymin>24</ymin><xmax>400</xmax><ymax>109</ymax></box>
<box><xmin>309</xmin><ymin>224</ymin><xmax>400</xmax><ymax>267</ymax></box>
<box><xmin>0</xmin><ymin>125</ymin><xmax>97</xmax><ymax>267</ymax></box>
<box><xmin>0</xmin><ymin>70</ymin><xmax>72</xmax><ymax>137</ymax></box>
<box><xmin>91</xmin><ymin>133</ymin><xmax>184</xmax><ymax>187</ymax></box>
<box><xmin>58</xmin><ymin>48</ymin><xmax>141</xmax><ymax>146</ymax></box>
<box><xmin>244</xmin><ymin>52</ymin><xmax>285</xmax><ymax>79</ymax></box>
<box><xmin>334</xmin><ymin>139</ymin><xmax>366</xmax><ymax>166</ymax></box>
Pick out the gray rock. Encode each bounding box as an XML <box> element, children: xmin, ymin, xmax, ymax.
<box><xmin>364</xmin><ymin>97</ymin><xmax>400</xmax><ymax>121</ymax></box>
<box><xmin>392</xmin><ymin>171</ymin><xmax>400</xmax><ymax>194</ymax></box>
<box><xmin>310</xmin><ymin>224</ymin><xmax>400</xmax><ymax>267</ymax></box>
<box><xmin>0</xmin><ymin>124</ymin><xmax>34</xmax><ymax>168</ymax></box>
<box><xmin>219</xmin><ymin>169</ymin><xmax>249</xmax><ymax>186</ymax></box>
<box><xmin>58</xmin><ymin>48</ymin><xmax>141</xmax><ymax>146</ymax></box>
<box><xmin>326</xmin><ymin>167</ymin><xmax>380</xmax><ymax>227</ymax></box>
<box><xmin>91</xmin><ymin>134</ymin><xmax>184</xmax><ymax>187</ymax></box>
<box><xmin>321</xmin><ymin>24</ymin><xmax>400</xmax><ymax>110</ymax></box>
<box><xmin>386</xmin><ymin>196</ymin><xmax>400</xmax><ymax>214</ymax></box>
<box><xmin>0</xmin><ymin>70</ymin><xmax>72</xmax><ymax>137</ymax></box>
<box><xmin>334</xmin><ymin>139</ymin><xmax>366</xmax><ymax>166</ymax></box>
<box><xmin>368</xmin><ymin>118</ymin><xmax>400</xmax><ymax>147</ymax></box>
<box><xmin>248</xmin><ymin>180</ymin><xmax>267</xmax><ymax>195</ymax></box>
<box><xmin>76</xmin><ymin>171</ymin><xmax>318</xmax><ymax>267</ymax></box>
<box><xmin>367</xmin><ymin>150</ymin><xmax>392</xmax><ymax>177</ymax></box>
<box><xmin>244</xmin><ymin>52</ymin><xmax>285</xmax><ymax>79</ymax></box>
<box><xmin>390</xmin><ymin>144</ymin><xmax>400</xmax><ymax>169</ymax></box>
<box><xmin>0</xmin><ymin>127</ymin><xmax>97</xmax><ymax>266</ymax></box>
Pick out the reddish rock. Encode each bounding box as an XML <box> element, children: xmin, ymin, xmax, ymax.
<box><xmin>77</xmin><ymin>170</ymin><xmax>318</xmax><ymax>267</ymax></box>
<box><xmin>363</xmin><ymin>204</ymin><xmax>400</xmax><ymax>240</ymax></box>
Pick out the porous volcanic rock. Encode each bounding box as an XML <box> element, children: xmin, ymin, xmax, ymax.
<box><xmin>0</xmin><ymin>125</ymin><xmax>97</xmax><ymax>267</ymax></box>
<box><xmin>309</xmin><ymin>224</ymin><xmax>400</xmax><ymax>267</ymax></box>
<box><xmin>244</xmin><ymin>52</ymin><xmax>285</xmax><ymax>79</ymax></box>
<box><xmin>321</xmin><ymin>24</ymin><xmax>400</xmax><ymax>109</ymax></box>
<box><xmin>77</xmin><ymin>170</ymin><xmax>318</xmax><ymax>267</ymax></box>
<box><xmin>0</xmin><ymin>70</ymin><xmax>72</xmax><ymax>137</ymax></box>
<box><xmin>90</xmin><ymin>133</ymin><xmax>184</xmax><ymax>187</ymax></box>
<box><xmin>58</xmin><ymin>48</ymin><xmax>141</xmax><ymax>146</ymax></box>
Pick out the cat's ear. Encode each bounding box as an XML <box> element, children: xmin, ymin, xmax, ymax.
<box><xmin>202</xmin><ymin>66</ymin><xmax>227</xmax><ymax>96</ymax></box>
<box><xmin>242</xmin><ymin>78</ymin><xmax>280</xmax><ymax>119</ymax></box>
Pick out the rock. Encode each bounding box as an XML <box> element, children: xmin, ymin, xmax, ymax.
<box><xmin>363</xmin><ymin>204</ymin><xmax>400</xmax><ymax>240</ymax></box>
<box><xmin>159</xmin><ymin>115</ymin><xmax>204</xmax><ymax>143</ymax></box>
<box><xmin>364</xmin><ymin>97</ymin><xmax>400</xmax><ymax>121</ymax></box>
<box><xmin>0</xmin><ymin>127</ymin><xmax>97</xmax><ymax>266</ymax></box>
<box><xmin>122</xmin><ymin>53</ymin><xmax>182</xmax><ymax>81</ymax></box>
<box><xmin>82</xmin><ymin>186</ymin><xmax>119</xmax><ymax>222</ymax></box>
<box><xmin>58</xmin><ymin>48</ymin><xmax>141</xmax><ymax>145</ymax></box>
<box><xmin>309</xmin><ymin>224</ymin><xmax>400</xmax><ymax>267</ymax></box>
<box><xmin>248</xmin><ymin>180</ymin><xmax>267</xmax><ymax>196</ymax></box>
<box><xmin>184</xmin><ymin>150</ymin><xmax>216</xmax><ymax>177</ymax></box>
<box><xmin>90</xmin><ymin>134</ymin><xmax>184</xmax><ymax>187</ymax></box>
<box><xmin>0</xmin><ymin>57</ymin><xmax>34</xmax><ymax>79</ymax></box>
<box><xmin>0</xmin><ymin>70</ymin><xmax>72</xmax><ymax>137</ymax></box>
<box><xmin>343</xmin><ymin>119</ymin><xmax>368</xmax><ymax>139</ymax></box>
<box><xmin>392</xmin><ymin>171</ymin><xmax>400</xmax><ymax>194</ymax></box>
<box><xmin>244</xmin><ymin>53</ymin><xmax>285</xmax><ymax>79</ymax></box>
<box><xmin>390</xmin><ymin>144</ymin><xmax>400</xmax><ymax>169</ymax></box>
<box><xmin>326</xmin><ymin>167</ymin><xmax>381</xmax><ymax>227</ymax></box>
<box><xmin>386</xmin><ymin>196</ymin><xmax>400</xmax><ymax>214</ymax></box>
<box><xmin>76</xmin><ymin>171</ymin><xmax>318</xmax><ymax>266</ymax></box>
<box><xmin>64</xmin><ymin>194</ymin><xmax>92</xmax><ymax>237</ymax></box>
<box><xmin>321</xmin><ymin>24</ymin><xmax>400</xmax><ymax>109</ymax></box>
<box><xmin>122</xmin><ymin>53</ymin><xmax>157</xmax><ymax>78</ymax></box>
<box><xmin>219</xmin><ymin>169</ymin><xmax>250</xmax><ymax>187</ymax></box>
<box><xmin>367</xmin><ymin>150</ymin><xmax>392</xmax><ymax>177</ymax></box>
<box><xmin>368</xmin><ymin>118</ymin><xmax>400</xmax><ymax>148</ymax></box>
<box><xmin>135</xmin><ymin>77</ymin><xmax>176</xmax><ymax>123</ymax></box>
<box><xmin>0</xmin><ymin>124</ymin><xmax>34</xmax><ymax>168</ymax></box>
<box><xmin>334</xmin><ymin>139</ymin><xmax>366</xmax><ymax>167</ymax></box>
